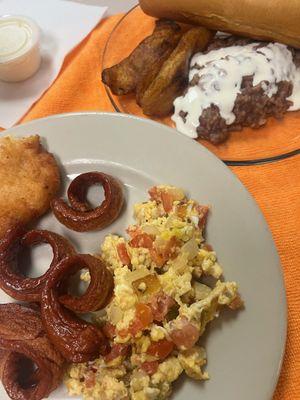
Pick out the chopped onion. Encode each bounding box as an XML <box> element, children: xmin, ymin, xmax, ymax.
<box><xmin>132</xmin><ymin>274</ymin><xmax>161</xmax><ymax>300</ymax></box>
<box><xmin>142</xmin><ymin>225</ymin><xmax>160</xmax><ymax>236</ymax></box>
<box><xmin>126</xmin><ymin>268</ymin><xmax>150</xmax><ymax>283</ymax></box>
<box><xmin>172</xmin><ymin>252</ymin><xmax>189</xmax><ymax>273</ymax></box>
<box><xmin>187</xmin><ymin>203</ymin><xmax>193</xmax><ymax>213</ymax></box>
<box><xmin>165</xmin><ymin>215</ymin><xmax>177</xmax><ymax>228</ymax></box>
<box><xmin>154</xmin><ymin>235</ymin><xmax>167</xmax><ymax>251</ymax></box>
<box><xmin>193</xmin><ymin>282</ymin><xmax>212</xmax><ymax>301</ymax></box>
<box><xmin>168</xmin><ymin>187</ymin><xmax>185</xmax><ymax>200</ymax></box>
<box><xmin>190</xmin><ymin>215</ymin><xmax>199</xmax><ymax>226</ymax></box>
<box><xmin>108</xmin><ymin>304</ymin><xmax>123</xmax><ymax>324</ymax></box>
<box><xmin>181</xmin><ymin>238</ymin><xmax>199</xmax><ymax>260</ymax></box>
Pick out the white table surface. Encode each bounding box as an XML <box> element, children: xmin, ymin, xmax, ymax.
<box><xmin>70</xmin><ymin>0</ymin><xmax>137</xmax><ymax>15</ymax></box>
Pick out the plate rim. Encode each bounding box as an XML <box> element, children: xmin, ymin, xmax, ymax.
<box><xmin>3</xmin><ymin>111</ymin><xmax>287</xmax><ymax>398</ymax></box>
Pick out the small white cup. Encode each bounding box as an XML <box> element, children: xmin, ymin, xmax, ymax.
<box><xmin>0</xmin><ymin>15</ymin><xmax>41</xmax><ymax>82</ymax></box>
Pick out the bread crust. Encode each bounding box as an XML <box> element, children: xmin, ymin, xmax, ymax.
<box><xmin>139</xmin><ymin>0</ymin><xmax>300</xmax><ymax>48</ymax></box>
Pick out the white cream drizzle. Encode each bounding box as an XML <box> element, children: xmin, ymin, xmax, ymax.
<box><xmin>172</xmin><ymin>42</ymin><xmax>300</xmax><ymax>138</ymax></box>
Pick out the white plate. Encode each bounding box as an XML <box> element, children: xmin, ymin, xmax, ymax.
<box><xmin>1</xmin><ymin>112</ymin><xmax>286</xmax><ymax>400</ymax></box>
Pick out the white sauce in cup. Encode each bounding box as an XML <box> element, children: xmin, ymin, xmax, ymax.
<box><xmin>0</xmin><ymin>15</ymin><xmax>41</xmax><ymax>82</ymax></box>
<box><xmin>172</xmin><ymin>42</ymin><xmax>300</xmax><ymax>138</ymax></box>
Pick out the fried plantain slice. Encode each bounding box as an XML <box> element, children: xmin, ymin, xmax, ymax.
<box><xmin>102</xmin><ymin>20</ymin><xmax>182</xmax><ymax>96</ymax></box>
<box><xmin>137</xmin><ymin>27</ymin><xmax>214</xmax><ymax>117</ymax></box>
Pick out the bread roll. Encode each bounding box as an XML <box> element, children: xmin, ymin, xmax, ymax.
<box><xmin>139</xmin><ymin>0</ymin><xmax>300</xmax><ymax>48</ymax></box>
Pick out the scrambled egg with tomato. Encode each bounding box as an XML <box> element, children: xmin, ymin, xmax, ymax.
<box><xmin>65</xmin><ymin>185</ymin><xmax>242</xmax><ymax>400</ymax></box>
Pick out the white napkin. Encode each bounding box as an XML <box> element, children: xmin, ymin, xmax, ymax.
<box><xmin>0</xmin><ymin>0</ymin><xmax>107</xmax><ymax>128</ymax></box>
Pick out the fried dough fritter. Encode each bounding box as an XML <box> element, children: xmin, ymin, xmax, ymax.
<box><xmin>137</xmin><ymin>27</ymin><xmax>214</xmax><ymax>117</ymax></box>
<box><xmin>102</xmin><ymin>19</ymin><xmax>182</xmax><ymax>95</ymax></box>
<box><xmin>0</xmin><ymin>135</ymin><xmax>60</xmax><ymax>238</ymax></box>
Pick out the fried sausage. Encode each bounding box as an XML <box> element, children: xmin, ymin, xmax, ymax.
<box><xmin>0</xmin><ymin>225</ymin><xmax>75</xmax><ymax>302</ymax></box>
<box><xmin>41</xmin><ymin>255</ymin><xmax>111</xmax><ymax>363</ymax></box>
<box><xmin>51</xmin><ymin>172</ymin><xmax>124</xmax><ymax>232</ymax></box>
<box><xmin>0</xmin><ymin>304</ymin><xmax>64</xmax><ymax>400</ymax></box>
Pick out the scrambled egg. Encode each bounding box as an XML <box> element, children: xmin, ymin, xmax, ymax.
<box><xmin>134</xmin><ymin>200</ymin><xmax>162</xmax><ymax>224</ymax></box>
<box><xmin>65</xmin><ymin>185</ymin><xmax>241</xmax><ymax>400</ymax></box>
<box><xmin>65</xmin><ymin>359</ymin><xmax>128</xmax><ymax>400</ymax></box>
<box><xmin>178</xmin><ymin>346</ymin><xmax>209</xmax><ymax>380</ymax></box>
<box><xmin>150</xmin><ymin>325</ymin><xmax>166</xmax><ymax>342</ymax></box>
<box><xmin>158</xmin><ymin>265</ymin><xmax>192</xmax><ymax>302</ymax></box>
<box><xmin>151</xmin><ymin>357</ymin><xmax>183</xmax><ymax>385</ymax></box>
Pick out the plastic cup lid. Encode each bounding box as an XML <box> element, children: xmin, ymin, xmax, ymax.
<box><xmin>0</xmin><ymin>15</ymin><xmax>40</xmax><ymax>64</ymax></box>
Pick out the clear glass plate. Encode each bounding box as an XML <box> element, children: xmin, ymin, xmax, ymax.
<box><xmin>102</xmin><ymin>5</ymin><xmax>300</xmax><ymax>165</ymax></box>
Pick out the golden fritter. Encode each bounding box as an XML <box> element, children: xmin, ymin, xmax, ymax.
<box><xmin>137</xmin><ymin>27</ymin><xmax>214</xmax><ymax>117</ymax></box>
<box><xmin>101</xmin><ymin>20</ymin><xmax>182</xmax><ymax>95</ymax></box>
<box><xmin>0</xmin><ymin>135</ymin><xmax>60</xmax><ymax>238</ymax></box>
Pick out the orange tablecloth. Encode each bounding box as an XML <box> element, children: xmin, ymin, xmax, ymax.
<box><xmin>5</xmin><ymin>14</ymin><xmax>300</xmax><ymax>399</ymax></box>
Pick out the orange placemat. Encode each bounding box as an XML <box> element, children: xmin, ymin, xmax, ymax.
<box><xmin>2</xmin><ymin>13</ymin><xmax>300</xmax><ymax>399</ymax></box>
<box><xmin>232</xmin><ymin>156</ymin><xmax>300</xmax><ymax>400</ymax></box>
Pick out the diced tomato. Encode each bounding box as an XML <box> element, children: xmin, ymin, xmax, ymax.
<box><xmin>128</xmin><ymin>319</ymin><xmax>143</xmax><ymax>337</ymax></box>
<box><xmin>150</xmin><ymin>236</ymin><xmax>180</xmax><ymax>267</ymax></box>
<box><xmin>129</xmin><ymin>233</ymin><xmax>154</xmax><ymax>249</ymax></box>
<box><xmin>129</xmin><ymin>303</ymin><xmax>153</xmax><ymax>336</ymax></box>
<box><xmin>102</xmin><ymin>322</ymin><xmax>116</xmax><ymax>339</ymax></box>
<box><xmin>149</xmin><ymin>186</ymin><xmax>185</xmax><ymax>213</ymax></box>
<box><xmin>176</xmin><ymin>203</ymin><xmax>187</xmax><ymax>219</ymax></box>
<box><xmin>147</xmin><ymin>339</ymin><xmax>174</xmax><ymax>360</ymax></box>
<box><xmin>104</xmin><ymin>343</ymin><xmax>131</xmax><ymax>363</ymax></box>
<box><xmin>149</xmin><ymin>248</ymin><xmax>166</xmax><ymax>267</ymax></box>
<box><xmin>149</xmin><ymin>292</ymin><xmax>176</xmax><ymax>322</ymax></box>
<box><xmin>163</xmin><ymin>236</ymin><xmax>180</xmax><ymax>259</ymax></box>
<box><xmin>195</xmin><ymin>205</ymin><xmax>209</xmax><ymax>228</ymax></box>
<box><xmin>135</xmin><ymin>303</ymin><xmax>153</xmax><ymax>327</ymax></box>
<box><xmin>228</xmin><ymin>295</ymin><xmax>244</xmax><ymax>310</ymax></box>
<box><xmin>169</xmin><ymin>318</ymin><xmax>200</xmax><ymax>350</ymax></box>
<box><xmin>127</xmin><ymin>320</ymin><xmax>140</xmax><ymax>337</ymax></box>
<box><xmin>149</xmin><ymin>188</ymin><xmax>174</xmax><ymax>213</ymax></box>
<box><xmin>117</xmin><ymin>242</ymin><xmax>131</xmax><ymax>265</ymax></box>
<box><xmin>141</xmin><ymin>361</ymin><xmax>159</xmax><ymax>375</ymax></box>
<box><xmin>161</xmin><ymin>191</ymin><xmax>174</xmax><ymax>212</ymax></box>
<box><xmin>84</xmin><ymin>372</ymin><xmax>96</xmax><ymax>388</ymax></box>
<box><xmin>117</xmin><ymin>328</ymin><xmax>129</xmax><ymax>338</ymax></box>
<box><xmin>126</xmin><ymin>225</ymin><xmax>142</xmax><ymax>238</ymax></box>
<box><xmin>202</xmin><ymin>244</ymin><xmax>213</xmax><ymax>251</ymax></box>
<box><xmin>119</xmin><ymin>304</ymin><xmax>154</xmax><ymax>338</ymax></box>
<box><xmin>148</xmin><ymin>187</ymin><xmax>160</xmax><ymax>202</ymax></box>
